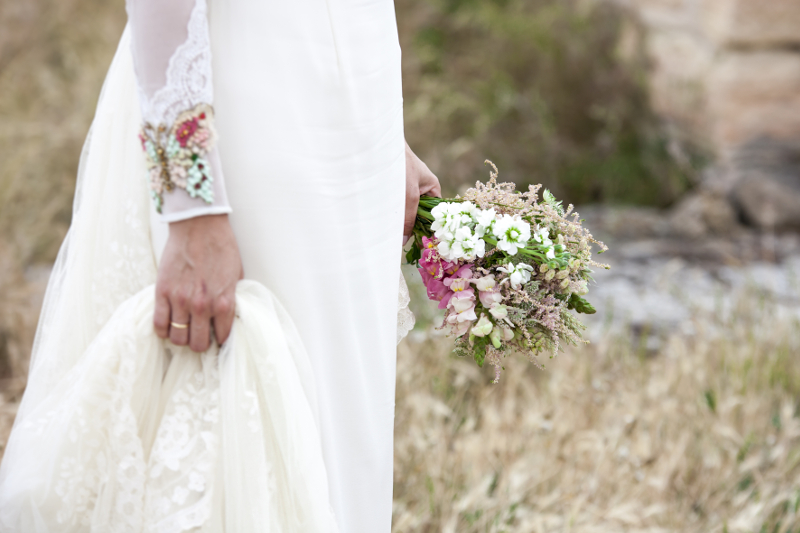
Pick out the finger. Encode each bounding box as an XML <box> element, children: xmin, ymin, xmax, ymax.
<box><xmin>169</xmin><ymin>293</ymin><xmax>191</xmax><ymax>346</ymax></box>
<box><xmin>154</xmin><ymin>287</ymin><xmax>171</xmax><ymax>339</ymax></box>
<box><xmin>211</xmin><ymin>293</ymin><xmax>235</xmax><ymax>345</ymax></box>
<box><xmin>420</xmin><ymin>169</ymin><xmax>442</xmax><ymax>198</ymax></box>
<box><xmin>188</xmin><ymin>294</ymin><xmax>212</xmax><ymax>352</ymax></box>
<box><xmin>188</xmin><ymin>314</ymin><xmax>211</xmax><ymax>352</ymax></box>
<box><xmin>404</xmin><ymin>184</ymin><xmax>420</xmax><ymax>237</ymax></box>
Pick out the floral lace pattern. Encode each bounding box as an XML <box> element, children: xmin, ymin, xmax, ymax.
<box><xmin>139</xmin><ymin>103</ymin><xmax>217</xmax><ymax>212</ymax></box>
<box><xmin>145</xmin><ymin>351</ymin><xmax>221</xmax><ymax>532</ymax></box>
<box><xmin>133</xmin><ymin>0</ymin><xmax>214</xmax><ymax>128</ymax></box>
<box><xmin>397</xmin><ymin>272</ymin><xmax>415</xmax><ymax>344</ymax></box>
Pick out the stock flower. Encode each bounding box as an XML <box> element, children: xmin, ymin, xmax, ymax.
<box><xmin>471</xmin><ymin>314</ymin><xmax>493</xmax><ymax>337</ymax></box>
<box><xmin>493</xmin><ymin>215</ymin><xmax>531</xmax><ymax>255</ymax></box>
<box><xmin>498</xmin><ymin>263</ymin><xmax>534</xmax><ymax>289</ymax></box>
<box><xmin>474</xmin><ymin>207</ymin><xmax>496</xmax><ymax>237</ymax></box>
<box><xmin>431</xmin><ymin>202</ymin><xmax>474</xmax><ymax>239</ymax></box>
<box><xmin>450</xmin><ymin>227</ymin><xmax>486</xmax><ymax>261</ymax></box>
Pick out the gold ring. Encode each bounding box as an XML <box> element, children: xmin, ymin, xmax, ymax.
<box><xmin>170</xmin><ymin>321</ymin><xmax>189</xmax><ymax>329</ymax></box>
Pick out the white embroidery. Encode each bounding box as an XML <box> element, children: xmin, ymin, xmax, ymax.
<box><xmin>136</xmin><ymin>0</ymin><xmax>214</xmax><ymax>127</ymax></box>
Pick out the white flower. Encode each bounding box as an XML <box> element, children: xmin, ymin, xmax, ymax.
<box><xmin>437</xmin><ymin>238</ymin><xmax>455</xmax><ymax>261</ymax></box>
<box><xmin>440</xmin><ymin>226</ymin><xmax>486</xmax><ymax>262</ymax></box>
<box><xmin>431</xmin><ymin>201</ymin><xmax>479</xmax><ymax>241</ymax></box>
<box><xmin>454</xmin><ymin>201</ymin><xmax>478</xmax><ymax>224</ymax></box>
<box><xmin>430</xmin><ymin>202</ymin><xmax>454</xmax><ymax>237</ymax></box>
<box><xmin>497</xmin><ymin>263</ymin><xmax>534</xmax><ymax>289</ymax></box>
<box><xmin>455</xmin><ymin>227</ymin><xmax>486</xmax><ymax>261</ymax></box>
<box><xmin>492</xmin><ymin>215</ymin><xmax>531</xmax><ymax>256</ymax></box>
<box><xmin>533</xmin><ymin>226</ymin><xmax>556</xmax><ymax>259</ymax></box>
<box><xmin>533</xmin><ymin>226</ymin><xmax>552</xmax><ymax>246</ymax></box>
<box><xmin>474</xmin><ymin>207</ymin><xmax>497</xmax><ymax>237</ymax></box>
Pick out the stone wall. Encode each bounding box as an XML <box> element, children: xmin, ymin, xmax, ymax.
<box><xmin>615</xmin><ymin>0</ymin><xmax>800</xmax><ymax>231</ymax></box>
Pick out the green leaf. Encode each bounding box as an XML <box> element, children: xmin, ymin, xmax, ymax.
<box><xmin>568</xmin><ymin>293</ymin><xmax>596</xmax><ymax>314</ymax></box>
<box><xmin>406</xmin><ymin>241</ymin><xmax>422</xmax><ymax>266</ymax></box>
<box><xmin>542</xmin><ymin>189</ymin><xmax>565</xmax><ymax>216</ymax></box>
<box><xmin>473</xmin><ymin>338</ymin><xmax>487</xmax><ymax>367</ymax></box>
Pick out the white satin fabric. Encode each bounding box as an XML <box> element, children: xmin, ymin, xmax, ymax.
<box><xmin>156</xmin><ymin>1</ymin><xmax>407</xmax><ymax>529</ymax></box>
<box><xmin>0</xmin><ymin>0</ymin><xmax>408</xmax><ymax>530</ymax></box>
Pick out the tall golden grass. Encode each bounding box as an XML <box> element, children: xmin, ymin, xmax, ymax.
<box><xmin>393</xmin><ymin>284</ymin><xmax>800</xmax><ymax>532</ymax></box>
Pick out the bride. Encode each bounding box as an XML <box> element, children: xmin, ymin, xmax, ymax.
<box><xmin>0</xmin><ymin>0</ymin><xmax>440</xmax><ymax>531</ymax></box>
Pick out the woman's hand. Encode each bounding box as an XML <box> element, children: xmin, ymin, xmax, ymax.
<box><xmin>404</xmin><ymin>141</ymin><xmax>441</xmax><ymax>243</ymax></box>
<box><xmin>154</xmin><ymin>214</ymin><xmax>244</xmax><ymax>352</ymax></box>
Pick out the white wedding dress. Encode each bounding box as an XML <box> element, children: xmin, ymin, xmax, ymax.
<box><xmin>0</xmin><ymin>0</ymin><xmax>413</xmax><ymax>531</ymax></box>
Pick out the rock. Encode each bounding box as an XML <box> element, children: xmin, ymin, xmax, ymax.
<box><xmin>668</xmin><ymin>191</ymin><xmax>740</xmax><ymax>238</ymax></box>
<box><xmin>703</xmin><ymin>0</ymin><xmax>800</xmax><ymax>48</ymax></box>
<box><xmin>645</xmin><ymin>28</ymin><xmax>714</xmax><ymax>138</ymax></box>
<box><xmin>577</xmin><ymin>206</ymin><xmax>670</xmax><ymax>241</ymax></box>
<box><xmin>731</xmin><ymin>138</ymin><xmax>800</xmax><ymax>231</ymax></box>
<box><xmin>707</xmin><ymin>51</ymin><xmax>800</xmax><ymax>155</ymax></box>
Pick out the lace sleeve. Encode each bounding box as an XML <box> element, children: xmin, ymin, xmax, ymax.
<box><xmin>126</xmin><ymin>0</ymin><xmax>231</xmax><ymax>222</ymax></box>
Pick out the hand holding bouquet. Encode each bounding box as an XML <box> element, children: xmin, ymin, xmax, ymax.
<box><xmin>407</xmin><ymin>162</ymin><xmax>608</xmax><ymax>382</ymax></box>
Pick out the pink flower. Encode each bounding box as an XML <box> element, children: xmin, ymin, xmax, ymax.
<box><xmin>446</xmin><ymin>302</ymin><xmax>476</xmax><ymax>336</ymax></box>
<box><xmin>479</xmin><ymin>287</ymin><xmax>503</xmax><ymax>308</ymax></box>
<box><xmin>419</xmin><ymin>268</ymin><xmax>453</xmax><ymax>305</ymax></box>
<box><xmin>176</xmin><ymin>118</ymin><xmax>199</xmax><ymax>147</ymax></box>
<box><xmin>419</xmin><ymin>237</ymin><xmax>457</xmax><ymax>278</ymax></box>
<box><xmin>440</xmin><ymin>265</ymin><xmax>474</xmax><ymax>310</ymax></box>
<box><xmin>449</xmin><ymin>319</ymin><xmax>472</xmax><ymax>337</ymax></box>
<box><xmin>449</xmin><ymin>293</ymin><xmax>475</xmax><ymax>314</ymax></box>
<box><xmin>191</xmin><ymin>128</ymin><xmax>210</xmax><ymax>150</ymax></box>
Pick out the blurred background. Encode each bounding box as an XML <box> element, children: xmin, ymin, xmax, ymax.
<box><xmin>1</xmin><ymin>0</ymin><xmax>800</xmax><ymax>531</ymax></box>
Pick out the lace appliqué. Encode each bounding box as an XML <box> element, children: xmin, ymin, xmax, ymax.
<box><xmin>397</xmin><ymin>272</ymin><xmax>415</xmax><ymax>344</ymax></box>
<box><xmin>145</xmin><ymin>351</ymin><xmax>221</xmax><ymax>532</ymax></box>
<box><xmin>135</xmin><ymin>0</ymin><xmax>214</xmax><ymax>128</ymax></box>
<box><xmin>139</xmin><ymin>103</ymin><xmax>217</xmax><ymax>212</ymax></box>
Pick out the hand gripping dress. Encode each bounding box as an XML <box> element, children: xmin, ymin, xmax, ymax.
<box><xmin>0</xmin><ymin>0</ymin><xmax>412</xmax><ymax>531</ymax></box>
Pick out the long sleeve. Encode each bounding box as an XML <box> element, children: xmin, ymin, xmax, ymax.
<box><xmin>127</xmin><ymin>0</ymin><xmax>231</xmax><ymax>222</ymax></box>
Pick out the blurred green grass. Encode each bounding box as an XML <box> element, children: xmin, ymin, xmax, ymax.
<box><xmin>398</xmin><ymin>0</ymin><xmax>704</xmax><ymax>205</ymax></box>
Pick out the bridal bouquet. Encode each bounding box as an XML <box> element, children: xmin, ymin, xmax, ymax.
<box><xmin>406</xmin><ymin>162</ymin><xmax>608</xmax><ymax>382</ymax></box>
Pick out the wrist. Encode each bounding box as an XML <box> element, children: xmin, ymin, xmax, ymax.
<box><xmin>168</xmin><ymin>213</ymin><xmax>231</xmax><ymax>238</ymax></box>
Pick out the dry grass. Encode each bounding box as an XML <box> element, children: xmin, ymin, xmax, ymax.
<box><xmin>392</xmin><ymin>286</ymin><xmax>800</xmax><ymax>532</ymax></box>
